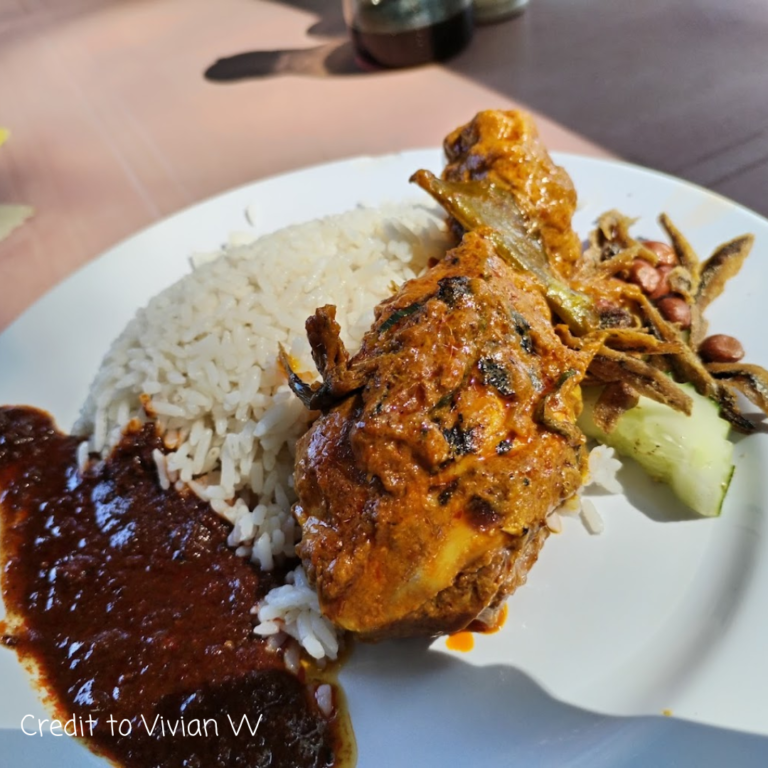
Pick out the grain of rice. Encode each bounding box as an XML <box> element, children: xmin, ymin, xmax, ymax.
<box><xmin>297</xmin><ymin>614</ymin><xmax>325</xmax><ymax>660</ymax></box>
<box><xmin>310</xmin><ymin>614</ymin><xmax>340</xmax><ymax>658</ymax></box>
<box><xmin>189</xmin><ymin>419</ymin><xmax>204</xmax><ymax>447</ymax></box>
<box><xmin>315</xmin><ymin>684</ymin><xmax>333</xmax><ymax>717</ymax></box>
<box><xmin>153</xmin><ymin>449</ymin><xmax>171</xmax><ymax>491</ymax></box>
<box><xmin>76</xmin><ymin>440</ymin><xmax>90</xmax><ymax>474</ymax></box>
<box><xmin>587</xmin><ymin>444</ymin><xmax>623</xmax><ymax>493</ymax></box>
<box><xmin>252</xmin><ymin>532</ymin><xmax>274</xmax><ymax>571</ymax></box>
<box><xmin>580</xmin><ymin>497</ymin><xmax>605</xmax><ymax>535</ymax></box>
<box><xmin>283</xmin><ymin>641</ymin><xmax>301</xmax><ymax>675</ymax></box>
<box><xmin>254</xmin><ymin>620</ymin><xmax>280</xmax><ymax>636</ymax></box>
<box><xmin>546</xmin><ymin>510</ymin><xmax>563</xmax><ymax>534</ymax></box>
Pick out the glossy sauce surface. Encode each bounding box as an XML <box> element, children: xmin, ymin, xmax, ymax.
<box><xmin>445</xmin><ymin>631</ymin><xmax>474</xmax><ymax>652</ymax></box>
<box><xmin>0</xmin><ymin>407</ymin><xmax>352</xmax><ymax>768</ymax></box>
<box><xmin>446</xmin><ymin>602</ymin><xmax>509</xmax><ymax>651</ymax></box>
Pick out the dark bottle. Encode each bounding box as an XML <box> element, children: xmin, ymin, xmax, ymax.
<box><xmin>344</xmin><ymin>0</ymin><xmax>474</xmax><ymax>69</ymax></box>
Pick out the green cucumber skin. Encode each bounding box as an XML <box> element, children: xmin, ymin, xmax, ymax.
<box><xmin>578</xmin><ymin>384</ymin><xmax>734</xmax><ymax>517</ymax></box>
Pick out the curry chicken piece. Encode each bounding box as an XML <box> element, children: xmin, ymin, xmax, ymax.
<box><xmin>281</xmin><ymin>109</ymin><xmax>601</xmax><ymax>640</ymax></box>
<box><xmin>443</xmin><ymin>109</ymin><xmax>583</xmax><ymax>276</ymax></box>
<box><xmin>287</xmin><ymin>231</ymin><xmax>593</xmax><ymax>640</ymax></box>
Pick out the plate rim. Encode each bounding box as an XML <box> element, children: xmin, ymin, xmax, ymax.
<box><xmin>2</xmin><ymin>148</ymin><xmax>768</xmax><ymax>765</ymax></box>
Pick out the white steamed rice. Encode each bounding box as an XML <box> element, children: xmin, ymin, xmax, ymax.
<box><xmin>74</xmin><ymin>201</ymin><xmax>453</xmax><ymax>660</ymax></box>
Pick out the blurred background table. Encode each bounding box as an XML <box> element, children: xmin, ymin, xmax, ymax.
<box><xmin>1</xmin><ymin>0</ymin><xmax>766</xmax><ymax>330</ymax></box>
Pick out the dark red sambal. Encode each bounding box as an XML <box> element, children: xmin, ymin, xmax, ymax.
<box><xmin>0</xmin><ymin>407</ymin><xmax>354</xmax><ymax>768</ymax></box>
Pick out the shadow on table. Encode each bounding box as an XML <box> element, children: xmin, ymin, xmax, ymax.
<box><xmin>342</xmin><ymin>638</ymin><xmax>768</xmax><ymax>767</ymax></box>
<box><xmin>204</xmin><ymin>0</ymin><xmax>363</xmax><ymax>81</ymax></box>
<box><xmin>205</xmin><ymin>41</ymin><xmax>361</xmax><ymax>81</ymax></box>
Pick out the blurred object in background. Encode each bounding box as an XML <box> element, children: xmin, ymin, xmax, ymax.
<box><xmin>0</xmin><ymin>130</ymin><xmax>34</xmax><ymax>246</ymax></box>
<box><xmin>473</xmin><ymin>0</ymin><xmax>529</xmax><ymax>24</ymax></box>
<box><xmin>343</xmin><ymin>0</ymin><xmax>474</xmax><ymax>68</ymax></box>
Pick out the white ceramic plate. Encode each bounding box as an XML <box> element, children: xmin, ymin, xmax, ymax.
<box><xmin>1</xmin><ymin>151</ymin><xmax>768</xmax><ymax>767</ymax></box>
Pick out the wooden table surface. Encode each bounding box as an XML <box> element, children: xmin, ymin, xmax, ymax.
<box><xmin>1</xmin><ymin>0</ymin><xmax>765</xmax><ymax>331</ymax></box>
<box><xmin>451</xmin><ymin>0</ymin><xmax>768</xmax><ymax>212</ymax></box>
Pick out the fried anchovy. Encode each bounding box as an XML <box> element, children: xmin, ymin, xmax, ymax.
<box><xmin>592</xmin><ymin>245</ymin><xmax>642</xmax><ymax>278</ymax></box>
<box><xmin>591</xmin><ymin>381</ymin><xmax>640</xmax><ymax>434</ymax></box>
<box><xmin>696</xmin><ymin>235</ymin><xmax>755</xmax><ymax>313</ymax></box>
<box><xmin>688</xmin><ymin>235</ymin><xmax>753</xmax><ymax>350</ymax></box>
<box><xmin>601</xmin><ymin>328</ymin><xmax>683</xmax><ymax>355</ymax></box>
<box><xmin>706</xmin><ymin>363</ymin><xmax>768</xmax><ymax>415</ymax></box>
<box><xmin>660</xmin><ymin>213</ymin><xmax>701</xmax><ymax>292</ymax></box>
<box><xmin>588</xmin><ymin>346</ymin><xmax>692</xmax><ymax>415</ymax></box>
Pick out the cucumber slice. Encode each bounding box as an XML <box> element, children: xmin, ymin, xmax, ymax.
<box><xmin>578</xmin><ymin>384</ymin><xmax>734</xmax><ymax>517</ymax></box>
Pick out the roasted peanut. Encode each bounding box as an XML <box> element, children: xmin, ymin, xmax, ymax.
<box><xmin>649</xmin><ymin>265</ymin><xmax>673</xmax><ymax>300</ymax></box>
<box><xmin>657</xmin><ymin>296</ymin><xmax>691</xmax><ymax>328</ymax></box>
<box><xmin>698</xmin><ymin>334</ymin><xmax>745</xmax><ymax>363</ymax></box>
<box><xmin>627</xmin><ymin>259</ymin><xmax>661</xmax><ymax>294</ymax></box>
<box><xmin>644</xmin><ymin>240</ymin><xmax>678</xmax><ymax>267</ymax></box>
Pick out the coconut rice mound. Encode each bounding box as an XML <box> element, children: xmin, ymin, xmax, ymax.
<box><xmin>73</xmin><ymin>201</ymin><xmax>453</xmax><ymax>660</ymax></box>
